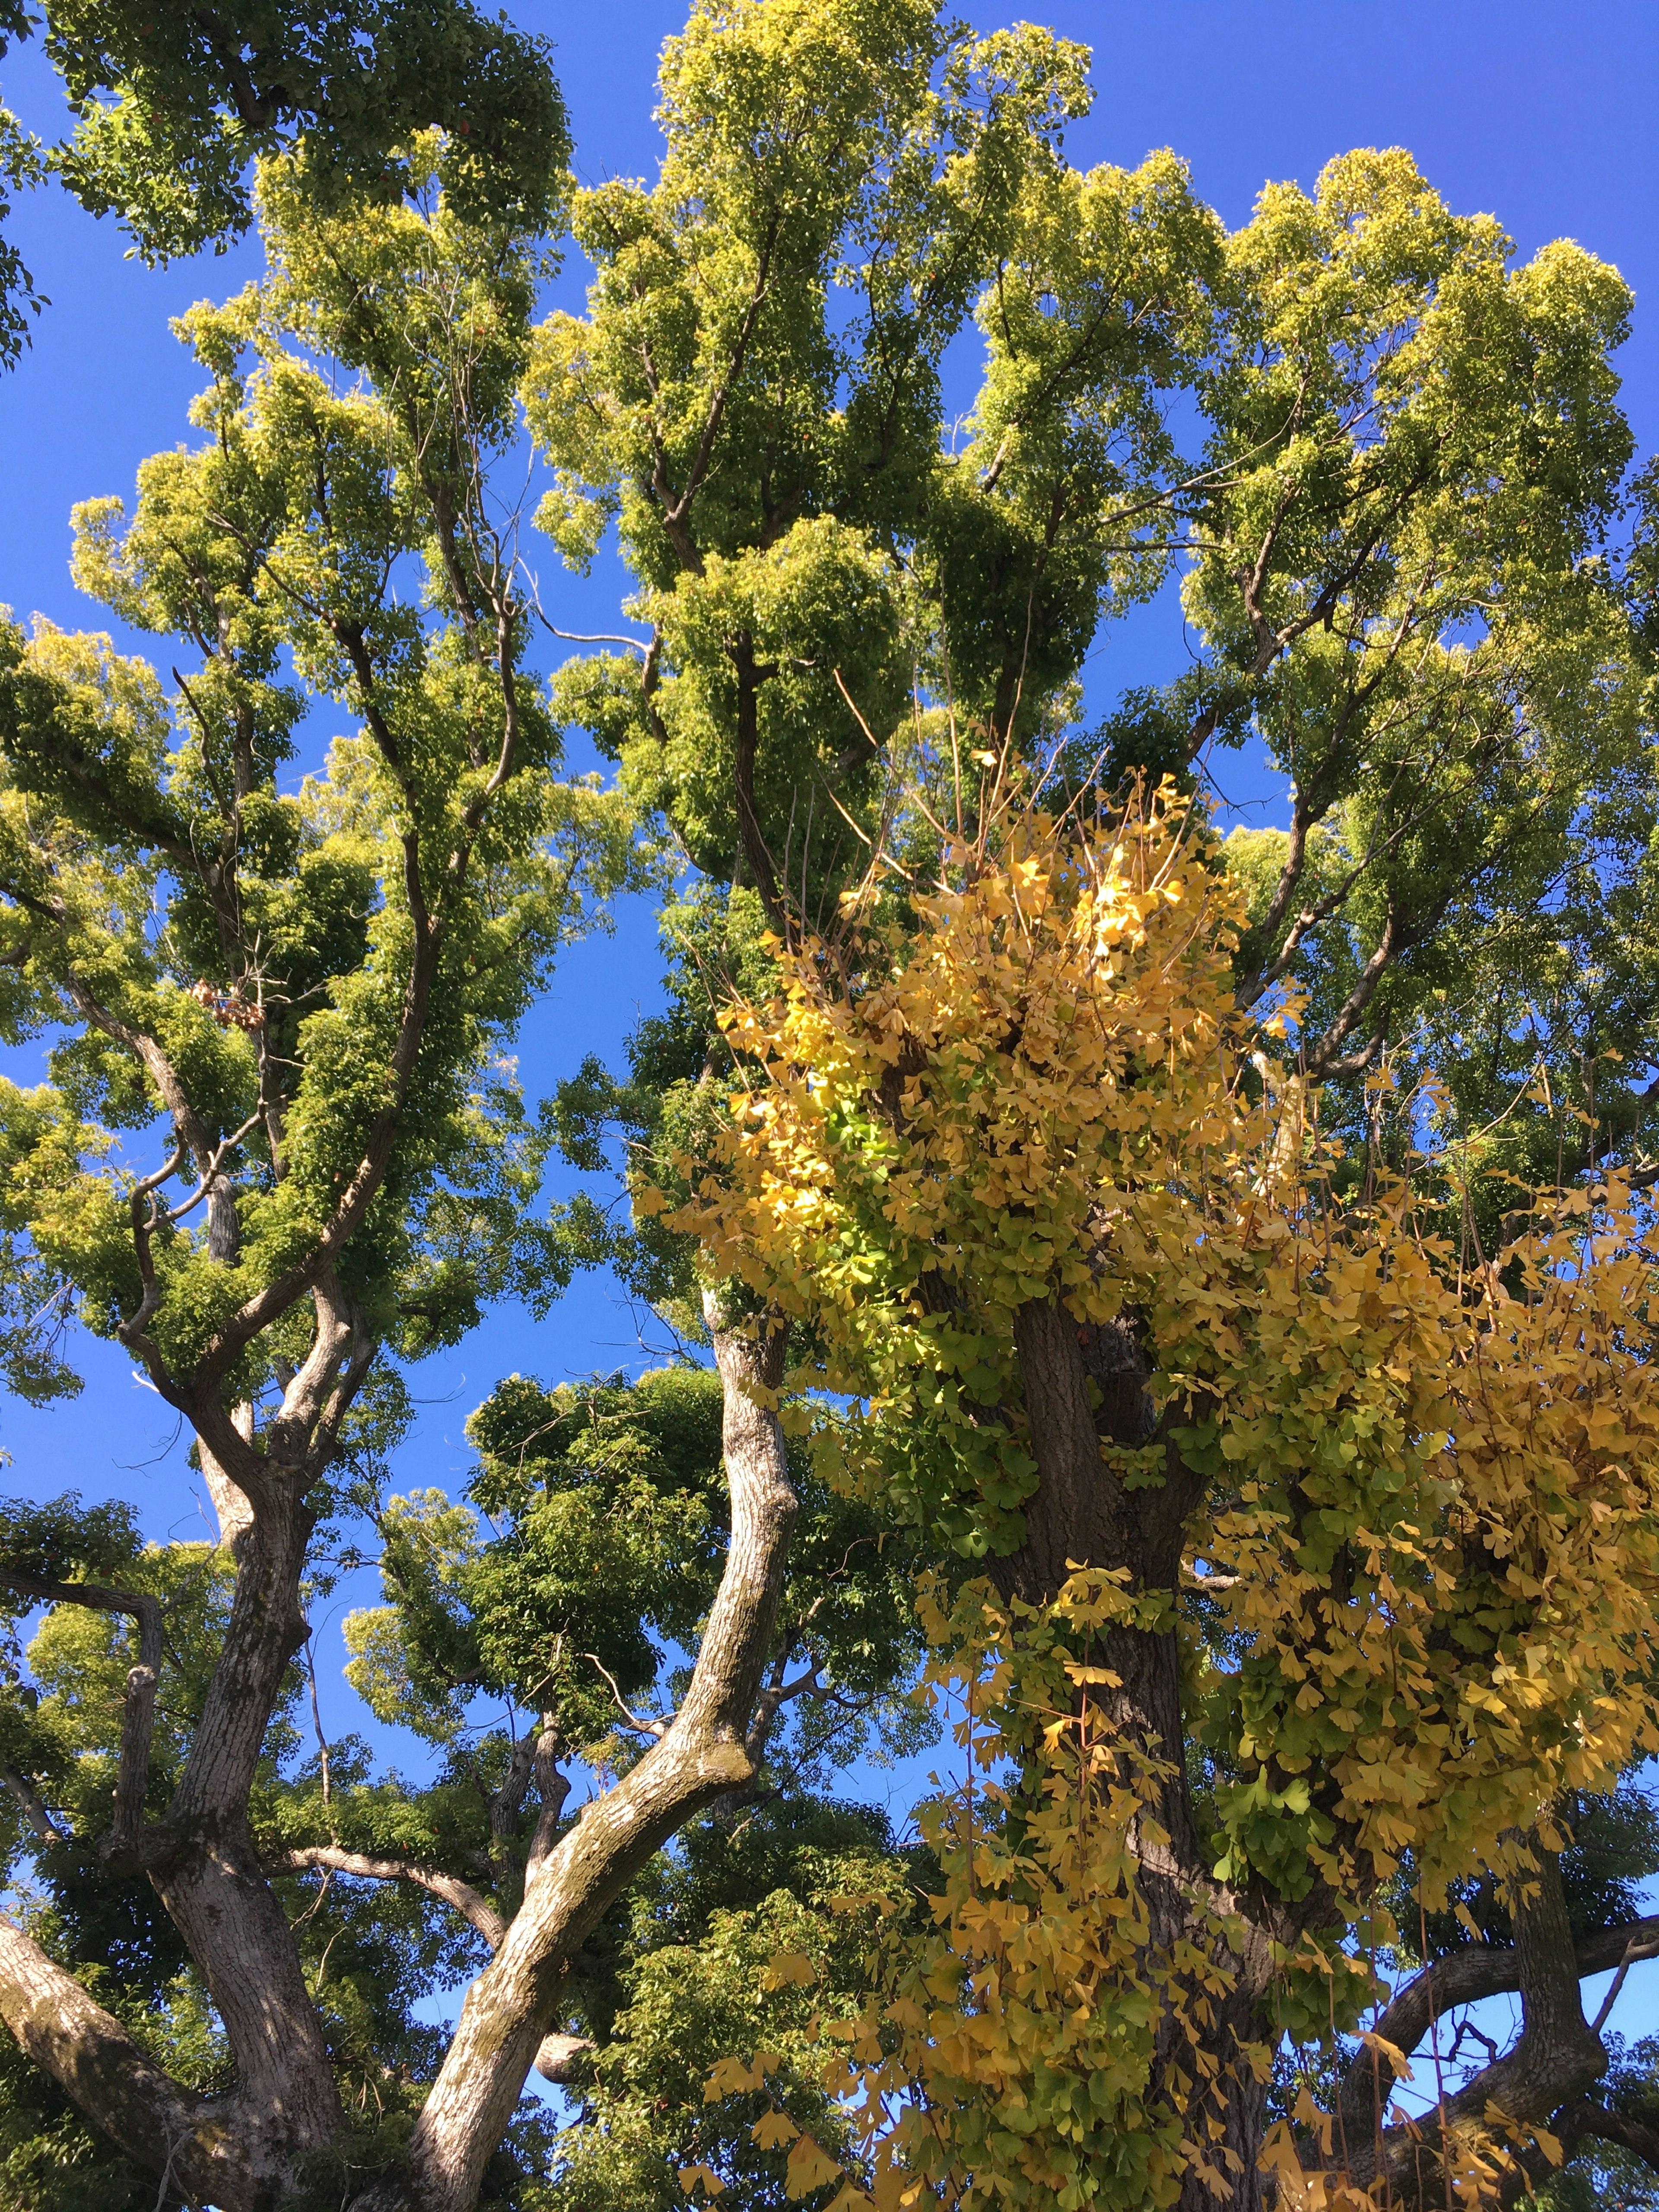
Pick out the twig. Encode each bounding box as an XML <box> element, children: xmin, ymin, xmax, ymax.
<box><xmin>583</xmin><ymin>1652</ymin><xmax>673</xmax><ymax>1740</ymax></box>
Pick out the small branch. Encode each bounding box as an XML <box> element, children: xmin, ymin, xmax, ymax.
<box><xmin>1589</xmin><ymin>1934</ymin><xmax>1659</xmax><ymax>2036</ymax></box>
<box><xmin>0</xmin><ymin>1765</ymin><xmax>65</xmax><ymax>1844</ymax></box>
<box><xmin>0</xmin><ymin>1573</ymin><xmax>160</xmax><ymax>1853</ymax></box>
<box><xmin>164</xmin><ymin>1111</ymin><xmax>262</xmax><ymax>1228</ymax></box>
<box><xmin>1179</xmin><ymin>1560</ymin><xmax>1241</xmax><ymax>1592</ymax></box>
<box><xmin>583</xmin><ymin>1653</ymin><xmax>673</xmax><ymax>1740</ymax></box>
<box><xmin>540</xmin><ymin>622</ymin><xmax>649</xmax><ymax>655</ymax></box>
<box><xmin>264</xmin><ymin>1846</ymin><xmax>506</xmax><ymax>1952</ymax></box>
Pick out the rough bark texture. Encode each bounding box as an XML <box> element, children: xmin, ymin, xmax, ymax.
<box><xmin>0</xmin><ymin>1570</ymin><xmax>160</xmax><ymax>1852</ymax></box>
<box><xmin>0</xmin><ymin>1291</ymin><xmax>803</xmax><ymax>2212</ymax></box>
<box><xmin>1340</xmin><ymin>1842</ymin><xmax>1610</xmax><ymax>2206</ymax></box>
<box><xmin>995</xmin><ymin>1302</ymin><xmax>1324</xmax><ymax>2212</ymax></box>
<box><xmin>0</xmin><ymin>1916</ymin><xmax>238</xmax><ymax>2204</ymax></box>
<box><xmin>991</xmin><ymin>1297</ymin><xmax>1655</xmax><ymax>2212</ymax></box>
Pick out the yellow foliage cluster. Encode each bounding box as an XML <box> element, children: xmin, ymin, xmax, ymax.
<box><xmin>671</xmin><ymin>786</ymin><xmax>1659</xmax><ymax>1901</ymax></box>
<box><xmin>693</xmin><ymin>1575</ymin><xmax>1209</xmax><ymax>2212</ymax></box>
<box><xmin>694</xmin><ymin>1575</ymin><xmax>1572</xmax><ymax>2212</ymax></box>
<box><xmin>675</xmin><ymin>789</ymin><xmax>1249</xmax><ymax>1551</ymax></box>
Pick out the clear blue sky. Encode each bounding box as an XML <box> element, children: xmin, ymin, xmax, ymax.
<box><xmin>0</xmin><ymin>0</ymin><xmax>1654</xmax><ymax>2013</ymax></box>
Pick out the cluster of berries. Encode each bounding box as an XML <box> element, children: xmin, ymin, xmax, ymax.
<box><xmin>188</xmin><ymin>977</ymin><xmax>263</xmax><ymax>1032</ymax></box>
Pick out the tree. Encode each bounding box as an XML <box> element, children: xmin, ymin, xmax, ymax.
<box><xmin>0</xmin><ymin>136</ymin><xmax>667</xmax><ymax>2210</ymax></box>
<box><xmin>520</xmin><ymin>0</ymin><xmax>1659</xmax><ymax>2203</ymax></box>
<box><xmin>670</xmin><ymin>788</ymin><xmax>1659</xmax><ymax>2207</ymax></box>
<box><xmin>0</xmin><ymin>2</ymin><xmax>1657</xmax><ymax>2209</ymax></box>
<box><xmin>0</xmin><ymin>0</ymin><xmax>569</xmax><ymax>363</ymax></box>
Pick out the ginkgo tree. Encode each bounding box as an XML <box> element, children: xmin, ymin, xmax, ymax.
<box><xmin>0</xmin><ymin>2</ymin><xmax>1658</xmax><ymax>2210</ymax></box>
<box><xmin>664</xmin><ymin>784</ymin><xmax>1659</xmax><ymax>2208</ymax></box>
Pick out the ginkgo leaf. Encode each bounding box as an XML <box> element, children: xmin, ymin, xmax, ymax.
<box><xmin>679</xmin><ymin>2162</ymin><xmax>726</xmax><ymax>2198</ymax></box>
<box><xmin>751</xmin><ymin>2107</ymin><xmax>801</xmax><ymax>2150</ymax></box>
<box><xmin>785</xmin><ymin>2134</ymin><xmax>845</xmax><ymax>2198</ymax></box>
<box><xmin>1357</xmin><ymin>2031</ymin><xmax>1414</xmax><ymax>2081</ymax></box>
<box><xmin>763</xmin><ymin>1951</ymin><xmax>819</xmax><ymax>1990</ymax></box>
<box><xmin>704</xmin><ymin>2056</ymin><xmax>766</xmax><ymax>2101</ymax></box>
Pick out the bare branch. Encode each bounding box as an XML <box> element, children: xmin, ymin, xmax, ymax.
<box><xmin>264</xmin><ymin>1847</ymin><xmax>506</xmax><ymax>1953</ymax></box>
<box><xmin>584</xmin><ymin>1653</ymin><xmax>673</xmax><ymax>1741</ymax></box>
<box><xmin>400</xmin><ymin>1303</ymin><xmax>798</xmax><ymax>2210</ymax></box>
<box><xmin>0</xmin><ymin>1765</ymin><xmax>65</xmax><ymax>1844</ymax></box>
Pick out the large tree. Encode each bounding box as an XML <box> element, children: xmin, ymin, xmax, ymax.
<box><xmin>0</xmin><ymin>3</ymin><xmax>1658</xmax><ymax>2211</ymax></box>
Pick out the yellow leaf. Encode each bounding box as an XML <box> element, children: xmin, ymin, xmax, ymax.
<box><xmin>705</xmin><ymin>2056</ymin><xmax>767</xmax><ymax>2101</ymax></box>
<box><xmin>752</xmin><ymin>2108</ymin><xmax>801</xmax><ymax>2150</ymax></box>
<box><xmin>764</xmin><ymin>1951</ymin><xmax>819</xmax><ymax>1990</ymax></box>
<box><xmin>785</xmin><ymin>2135</ymin><xmax>845</xmax><ymax>2198</ymax></box>
<box><xmin>679</xmin><ymin>2163</ymin><xmax>726</xmax><ymax>2197</ymax></box>
<box><xmin>1357</xmin><ymin>2030</ymin><xmax>1413</xmax><ymax>2082</ymax></box>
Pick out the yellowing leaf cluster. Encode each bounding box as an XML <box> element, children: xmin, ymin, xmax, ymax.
<box><xmin>674</xmin><ymin>786</ymin><xmax>1659</xmax><ymax>1901</ymax></box>
<box><xmin>680</xmin><ymin>788</ymin><xmax>1246</xmax><ymax>1553</ymax></box>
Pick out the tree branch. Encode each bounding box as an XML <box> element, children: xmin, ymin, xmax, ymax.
<box><xmin>0</xmin><ymin>1765</ymin><xmax>64</xmax><ymax>1844</ymax></box>
<box><xmin>265</xmin><ymin>1846</ymin><xmax>506</xmax><ymax>1952</ymax></box>
<box><xmin>395</xmin><ymin>1301</ymin><xmax>798</xmax><ymax>2212</ymax></box>
<box><xmin>0</xmin><ymin>1572</ymin><xmax>160</xmax><ymax>1853</ymax></box>
<box><xmin>0</xmin><ymin>1913</ymin><xmax>223</xmax><ymax>2201</ymax></box>
<box><xmin>1341</xmin><ymin>1840</ymin><xmax>1613</xmax><ymax>2198</ymax></box>
<box><xmin>1556</xmin><ymin>2098</ymin><xmax>1659</xmax><ymax>2179</ymax></box>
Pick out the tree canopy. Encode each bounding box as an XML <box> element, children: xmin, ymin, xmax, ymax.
<box><xmin>0</xmin><ymin>0</ymin><xmax>569</xmax><ymax>362</ymax></box>
<box><xmin>0</xmin><ymin>4</ymin><xmax>1657</xmax><ymax>2211</ymax></box>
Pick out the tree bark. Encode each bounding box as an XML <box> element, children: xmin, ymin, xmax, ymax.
<box><xmin>0</xmin><ymin>1570</ymin><xmax>160</xmax><ymax>1853</ymax></box>
<box><xmin>103</xmin><ymin>1471</ymin><xmax>346</xmax><ymax>2190</ymax></box>
<box><xmin>0</xmin><ymin>1915</ymin><xmax>247</xmax><ymax>2207</ymax></box>
<box><xmin>995</xmin><ymin>1299</ymin><xmax>1301</xmax><ymax>2212</ymax></box>
<box><xmin>366</xmin><ymin>1301</ymin><xmax>799</xmax><ymax>2212</ymax></box>
<box><xmin>1340</xmin><ymin>1840</ymin><xmax>1610</xmax><ymax>2208</ymax></box>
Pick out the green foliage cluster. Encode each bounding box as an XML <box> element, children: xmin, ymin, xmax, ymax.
<box><xmin>0</xmin><ymin>0</ymin><xmax>569</xmax><ymax>366</ymax></box>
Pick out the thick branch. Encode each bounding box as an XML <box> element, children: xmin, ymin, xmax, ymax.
<box><xmin>1557</xmin><ymin>2098</ymin><xmax>1659</xmax><ymax>2177</ymax></box>
<box><xmin>0</xmin><ymin>1913</ymin><xmax>224</xmax><ymax>2202</ymax></box>
<box><xmin>1337</xmin><ymin>1912</ymin><xmax>1659</xmax><ymax>2145</ymax></box>
<box><xmin>1346</xmin><ymin>1840</ymin><xmax>1608</xmax><ymax>2202</ymax></box>
<box><xmin>1301</xmin><ymin>907</ymin><xmax>1398</xmax><ymax>1078</ymax></box>
<box><xmin>391</xmin><ymin>1301</ymin><xmax>798</xmax><ymax>2212</ymax></box>
<box><xmin>59</xmin><ymin>979</ymin><xmax>215</xmax><ymax>1178</ymax></box>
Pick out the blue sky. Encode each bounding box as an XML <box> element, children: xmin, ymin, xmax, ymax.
<box><xmin>0</xmin><ymin>0</ymin><xmax>1655</xmax><ymax>2056</ymax></box>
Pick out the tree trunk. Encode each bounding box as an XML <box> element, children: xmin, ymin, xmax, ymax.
<box><xmin>1339</xmin><ymin>1837</ymin><xmax>1607</xmax><ymax>2206</ymax></box>
<box><xmin>138</xmin><ymin>1473</ymin><xmax>344</xmax><ymax>2162</ymax></box>
<box><xmin>995</xmin><ymin>1300</ymin><xmax>1293</xmax><ymax>2212</ymax></box>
